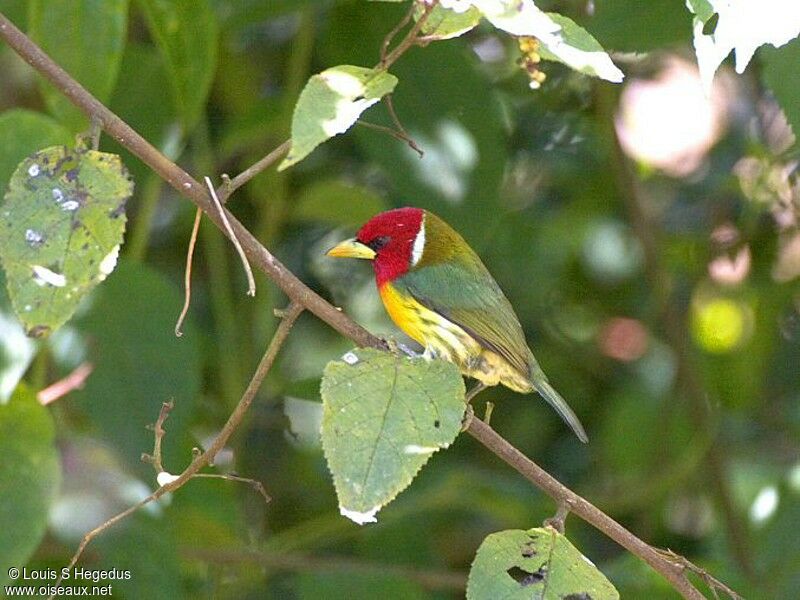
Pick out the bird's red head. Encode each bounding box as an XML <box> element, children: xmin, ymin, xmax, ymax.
<box><xmin>354</xmin><ymin>207</ymin><xmax>425</xmax><ymax>286</ymax></box>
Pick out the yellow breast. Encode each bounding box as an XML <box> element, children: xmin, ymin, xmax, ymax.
<box><xmin>377</xmin><ymin>281</ymin><xmax>533</xmax><ymax>393</ymax></box>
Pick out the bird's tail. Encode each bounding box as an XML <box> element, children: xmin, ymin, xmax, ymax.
<box><xmin>531</xmin><ymin>368</ymin><xmax>588</xmax><ymax>443</ymax></box>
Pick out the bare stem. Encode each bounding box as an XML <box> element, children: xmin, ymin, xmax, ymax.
<box><xmin>219</xmin><ymin>139</ymin><xmax>291</xmax><ymax>203</ymax></box>
<box><xmin>205</xmin><ymin>176</ymin><xmax>256</xmax><ymax>296</ymax></box>
<box><xmin>175</xmin><ymin>207</ymin><xmax>203</xmax><ymax>337</ymax></box>
<box><xmin>49</xmin><ymin>304</ymin><xmax>303</xmax><ymax>597</ymax></box>
<box><xmin>141</xmin><ymin>400</ymin><xmax>174</xmax><ymax>473</ymax></box>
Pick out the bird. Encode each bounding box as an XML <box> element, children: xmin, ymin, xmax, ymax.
<box><xmin>326</xmin><ymin>207</ymin><xmax>588</xmax><ymax>443</ymax></box>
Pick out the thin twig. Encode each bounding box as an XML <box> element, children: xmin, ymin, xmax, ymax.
<box><xmin>356</xmin><ymin>119</ymin><xmax>423</xmax><ymax>158</ymax></box>
<box><xmin>175</xmin><ymin>207</ymin><xmax>203</xmax><ymax>337</ymax></box>
<box><xmin>379</xmin><ymin>0</ymin><xmax>417</xmax><ymax>65</ymax></box>
<box><xmin>219</xmin><ymin>139</ymin><xmax>291</xmax><ymax>203</ymax></box>
<box><xmin>378</xmin><ymin>1</ymin><xmax>437</xmax><ymax>71</ymax></box>
<box><xmin>37</xmin><ymin>362</ymin><xmax>93</xmax><ymax>405</ymax></box>
<box><xmin>385</xmin><ymin>94</ymin><xmax>422</xmax><ymax>156</ymax></box>
<box><xmin>191</xmin><ymin>473</ymin><xmax>271</xmax><ymax>505</ymax></box>
<box><xmin>543</xmin><ymin>501</ymin><xmax>571</xmax><ymax>534</ymax></box>
<box><xmin>49</xmin><ymin>304</ymin><xmax>303</xmax><ymax>598</ymax></box>
<box><xmin>141</xmin><ymin>400</ymin><xmax>174</xmax><ymax>473</ymax></box>
<box><xmin>658</xmin><ymin>549</ymin><xmax>744</xmax><ymax>600</ymax></box>
<box><xmin>205</xmin><ymin>176</ymin><xmax>256</xmax><ymax>297</ymax></box>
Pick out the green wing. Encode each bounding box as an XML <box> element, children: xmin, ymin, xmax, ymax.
<box><xmin>394</xmin><ymin>260</ymin><xmax>534</xmax><ymax>379</ymax></box>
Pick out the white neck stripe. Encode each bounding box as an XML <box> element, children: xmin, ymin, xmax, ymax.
<box><xmin>410</xmin><ymin>213</ymin><xmax>426</xmax><ymax>267</ymax></box>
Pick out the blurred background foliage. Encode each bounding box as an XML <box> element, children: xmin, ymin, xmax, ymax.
<box><xmin>0</xmin><ymin>0</ymin><xmax>798</xmax><ymax>598</ymax></box>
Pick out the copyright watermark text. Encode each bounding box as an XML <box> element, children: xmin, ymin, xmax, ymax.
<box><xmin>6</xmin><ymin>567</ymin><xmax>130</xmax><ymax>597</ymax></box>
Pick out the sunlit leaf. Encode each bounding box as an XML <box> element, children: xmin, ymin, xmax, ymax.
<box><xmin>467</xmin><ymin>527</ymin><xmax>619</xmax><ymax>600</ymax></box>
<box><xmin>445</xmin><ymin>0</ymin><xmax>623</xmax><ymax>82</ymax></box>
<box><xmin>687</xmin><ymin>0</ymin><xmax>800</xmax><ymax>91</ymax></box>
<box><xmin>537</xmin><ymin>13</ymin><xmax>625</xmax><ymax>82</ymax></box>
<box><xmin>0</xmin><ymin>144</ymin><xmax>132</xmax><ymax>337</ymax></box>
<box><xmin>415</xmin><ymin>3</ymin><xmax>482</xmax><ymax>40</ymax></box>
<box><xmin>28</xmin><ymin>0</ymin><xmax>128</xmax><ymax>131</ymax></box>
<box><xmin>320</xmin><ymin>348</ymin><xmax>465</xmax><ymax>524</ymax></box>
<box><xmin>0</xmin><ymin>385</ymin><xmax>61</xmax><ymax>587</ymax></box>
<box><xmin>279</xmin><ymin>65</ymin><xmax>399</xmax><ymax>170</ymax></box>
<box><xmin>138</xmin><ymin>0</ymin><xmax>219</xmax><ymax>130</ymax></box>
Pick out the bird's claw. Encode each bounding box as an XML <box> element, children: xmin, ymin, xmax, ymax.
<box><xmin>380</xmin><ymin>335</ymin><xmax>420</xmax><ymax>358</ymax></box>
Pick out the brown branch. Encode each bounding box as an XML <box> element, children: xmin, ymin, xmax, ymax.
<box><xmin>379</xmin><ymin>0</ymin><xmax>436</xmax><ymax>71</ymax></box>
<box><xmin>0</xmin><ymin>11</ymin><xmax>739</xmax><ymax>599</ymax></box>
<box><xmin>183</xmin><ymin>548</ymin><xmax>466</xmax><ymax>592</ymax></box>
<box><xmin>466</xmin><ymin>417</ymin><xmax>704</xmax><ymax>600</ymax></box>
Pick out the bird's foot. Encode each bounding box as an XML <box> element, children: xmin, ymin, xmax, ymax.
<box><xmin>465</xmin><ymin>381</ymin><xmax>487</xmax><ymax>403</ymax></box>
<box><xmin>380</xmin><ymin>335</ymin><xmax>420</xmax><ymax>358</ymax></box>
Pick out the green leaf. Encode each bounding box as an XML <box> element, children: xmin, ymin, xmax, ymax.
<box><xmin>75</xmin><ymin>261</ymin><xmax>201</xmax><ymax>477</ymax></box>
<box><xmin>0</xmin><ymin>109</ymin><xmax>72</xmax><ymax>209</ymax></box>
<box><xmin>415</xmin><ymin>3</ymin><xmax>482</xmax><ymax>40</ymax></box>
<box><xmin>28</xmin><ymin>0</ymin><xmax>129</xmax><ymax>131</ymax></box>
<box><xmin>467</xmin><ymin>527</ymin><xmax>620</xmax><ymax>600</ymax></box>
<box><xmin>763</xmin><ymin>38</ymin><xmax>800</xmax><ymax>150</ymax></box>
<box><xmin>537</xmin><ymin>13</ymin><xmax>625</xmax><ymax>81</ymax></box>
<box><xmin>0</xmin><ymin>144</ymin><xmax>133</xmax><ymax>337</ymax></box>
<box><xmin>293</xmin><ymin>179</ymin><xmax>387</xmax><ymax>227</ymax></box>
<box><xmin>466</xmin><ymin>1</ymin><xmax>623</xmax><ymax>82</ymax></box>
<box><xmin>137</xmin><ymin>0</ymin><xmax>219</xmax><ymax>130</ymax></box>
<box><xmin>279</xmin><ymin>65</ymin><xmax>399</xmax><ymax>171</ymax></box>
<box><xmin>0</xmin><ymin>385</ymin><xmax>61</xmax><ymax>586</ymax></box>
<box><xmin>320</xmin><ymin>348</ymin><xmax>465</xmax><ymax>524</ymax></box>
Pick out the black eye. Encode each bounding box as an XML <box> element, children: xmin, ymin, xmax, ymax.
<box><xmin>365</xmin><ymin>236</ymin><xmax>390</xmax><ymax>251</ymax></box>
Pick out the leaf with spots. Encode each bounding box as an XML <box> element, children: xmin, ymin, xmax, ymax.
<box><xmin>467</xmin><ymin>527</ymin><xmax>619</xmax><ymax>600</ymax></box>
<box><xmin>279</xmin><ymin>65</ymin><xmax>399</xmax><ymax>171</ymax></box>
<box><xmin>320</xmin><ymin>347</ymin><xmax>465</xmax><ymax>524</ymax></box>
<box><xmin>0</xmin><ymin>144</ymin><xmax>133</xmax><ymax>337</ymax></box>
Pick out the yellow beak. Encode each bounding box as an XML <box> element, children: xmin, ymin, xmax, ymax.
<box><xmin>326</xmin><ymin>238</ymin><xmax>376</xmax><ymax>260</ymax></box>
